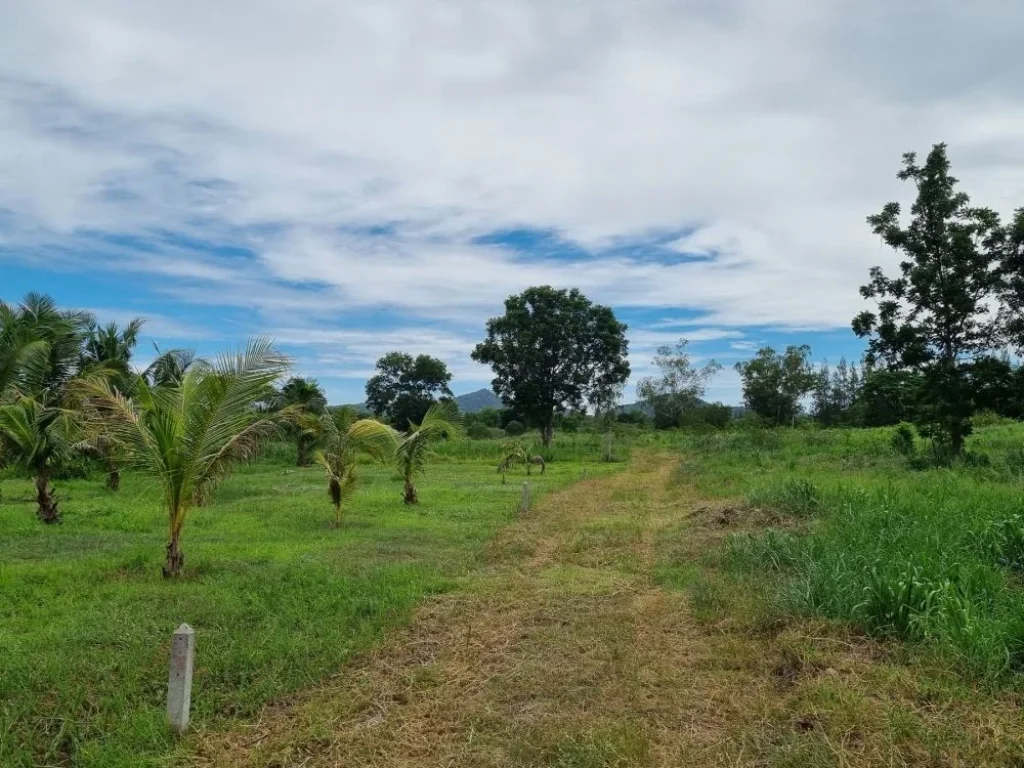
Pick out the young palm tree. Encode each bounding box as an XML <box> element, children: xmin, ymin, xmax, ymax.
<box><xmin>497</xmin><ymin>439</ymin><xmax>528</xmax><ymax>484</ymax></box>
<box><xmin>79</xmin><ymin>338</ymin><xmax>289</xmax><ymax>578</ymax></box>
<box><xmin>394</xmin><ymin>401</ymin><xmax>463</xmax><ymax>504</ymax></box>
<box><xmin>0</xmin><ymin>397</ymin><xmax>76</xmax><ymax>523</ymax></box>
<box><xmin>274</xmin><ymin>377</ymin><xmax>329</xmax><ymax>466</ymax></box>
<box><xmin>303</xmin><ymin>406</ymin><xmax>396</xmax><ymax>526</ymax></box>
<box><xmin>77</xmin><ymin>318</ymin><xmax>146</xmax><ymax>490</ymax></box>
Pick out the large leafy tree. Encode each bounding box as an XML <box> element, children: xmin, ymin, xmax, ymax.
<box><xmin>365</xmin><ymin>352</ymin><xmax>454</xmax><ymax>429</ymax></box>
<box><xmin>636</xmin><ymin>339</ymin><xmax>721</xmax><ymax>429</ymax></box>
<box><xmin>853</xmin><ymin>144</ymin><xmax>1005</xmax><ymax>455</ymax></box>
<box><xmin>273</xmin><ymin>376</ymin><xmax>328</xmax><ymax>466</ymax></box>
<box><xmin>735</xmin><ymin>345</ymin><xmax>818</xmax><ymax>426</ymax></box>
<box><xmin>471</xmin><ymin>286</ymin><xmax>630</xmax><ymax>446</ymax></box>
<box><xmin>393</xmin><ymin>401</ymin><xmax>462</xmax><ymax>504</ymax></box>
<box><xmin>300</xmin><ymin>406</ymin><xmax>396</xmax><ymax>526</ymax></box>
<box><xmin>79</xmin><ymin>338</ymin><xmax>289</xmax><ymax>578</ymax></box>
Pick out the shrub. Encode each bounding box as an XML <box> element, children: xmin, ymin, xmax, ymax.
<box><xmin>505</xmin><ymin>420</ymin><xmax>526</xmax><ymax>437</ymax></box>
<box><xmin>890</xmin><ymin>423</ymin><xmax>916</xmax><ymax>456</ymax></box>
<box><xmin>467</xmin><ymin>422</ymin><xmax>492</xmax><ymax>440</ymax></box>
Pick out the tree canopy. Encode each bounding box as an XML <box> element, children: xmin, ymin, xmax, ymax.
<box><xmin>471</xmin><ymin>286</ymin><xmax>630</xmax><ymax>446</ymax></box>
<box><xmin>365</xmin><ymin>352</ymin><xmax>453</xmax><ymax>429</ymax></box>
<box><xmin>636</xmin><ymin>339</ymin><xmax>721</xmax><ymax>429</ymax></box>
<box><xmin>735</xmin><ymin>345</ymin><xmax>818</xmax><ymax>426</ymax></box>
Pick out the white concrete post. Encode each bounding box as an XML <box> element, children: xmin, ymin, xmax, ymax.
<box><xmin>520</xmin><ymin>482</ymin><xmax>530</xmax><ymax>514</ymax></box>
<box><xmin>167</xmin><ymin>623</ymin><xmax>195</xmax><ymax>735</ymax></box>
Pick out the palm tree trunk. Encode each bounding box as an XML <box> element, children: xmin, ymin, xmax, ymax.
<box><xmin>106</xmin><ymin>461</ymin><xmax>121</xmax><ymax>491</ymax></box>
<box><xmin>403</xmin><ymin>477</ymin><xmax>418</xmax><ymax>504</ymax></box>
<box><xmin>163</xmin><ymin>518</ymin><xmax>185</xmax><ymax>578</ymax></box>
<box><xmin>35</xmin><ymin>471</ymin><xmax>61</xmax><ymax>524</ymax></box>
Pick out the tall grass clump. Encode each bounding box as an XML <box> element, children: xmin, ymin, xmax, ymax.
<box><xmin>686</xmin><ymin>423</ymin><xmax>1024</xmax><ymax>684</ymax></box>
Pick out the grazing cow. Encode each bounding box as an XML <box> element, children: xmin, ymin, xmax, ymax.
<box><xmin>527</xmin><ymin>455</ymin><xmax>546</xmax><ymax>475</ymax></box>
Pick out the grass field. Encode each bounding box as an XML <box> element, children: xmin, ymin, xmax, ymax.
<box><xmin>0</xmin><ymin>436</ymin><xmax>628</xmax><ymax>767</ymax></box>
<box><xmin>8</xmin><ymin>425</ymin><xmax>1024</xmax><ymax>766</ymax></box>
<box><xmin>671</xmin><ymin>423</ymin><xmax>1024</xmax><ymax>685</ymax></box>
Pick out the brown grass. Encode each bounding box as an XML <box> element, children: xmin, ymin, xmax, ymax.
<box><xmin>191</xmin><ymin>453</ymin><xmax>1024</xmax><ymax>768</ymax></box>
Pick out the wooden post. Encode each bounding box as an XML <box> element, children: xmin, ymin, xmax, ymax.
<box><xmin>167</xmin><ymin>623</ymin><xmax>195</xmax><ymax>735</ymax></box>
<box><xmin>520</xmin><ymin>482</ymin><xmax>530</xmax><ymax>514</ymax></box>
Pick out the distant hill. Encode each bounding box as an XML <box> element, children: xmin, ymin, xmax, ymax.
<box><xmin>455</xmin><ymin>388</ymin><xmax>502</xmax><ymax>413</ymax></box>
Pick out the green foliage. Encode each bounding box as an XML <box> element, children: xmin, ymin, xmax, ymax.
<box><xmin>734</xmin><ymin>345</ymin><xmax>818</xmax><ymax>426</ymax></box>
<box><xmin>505</xmin><ymin>419</ymin><xmax>526</xmax><ymax>436</ymax></box>
<box><xmin>471</xmin><ymin>286</ymin><xmax>630</xmax><ymax>446</ymax></box>
<box><xmin>466</xmin><ymin>422</ymin><xmax>493</xmax><ymax>440</ymax></box>
<box><xmin>271</xmin><ymin>376</ymin><xmax>327</xmax><ymax>466</ymax></box>
<box><xmin>853</xmin><ymin>144</ymin><xmax>1008</xmax><ymax>455</ymax></box>
<box><xmin>891</xmin><ymin>422</ymin><xmax>916</xmax><ymax>455</ymax></box>
<box><xmin>365</xmin><ymin>351</ymin><xmax>453</xmax><ymax>428</ymax></box>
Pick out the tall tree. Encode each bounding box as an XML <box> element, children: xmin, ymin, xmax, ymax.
<box><xmin>471</xmin><ymin>286</ymin><xmax>630</xmax><ymax>446</ymax></box>
<box><xmin>365</xmin><ymin>352</ymin><xmax>454</xmax><ymax>429</ymax></box>
<box><xmin>735</xmin><ymin>345</ymin><xmax>818</xmax><ymax>426</ymax></box>
<box><xmin>853</xmin><ymin>144</ymin><xmax>1004</xmax><ymax>454</ymax></box>
<box><xmin>636</xmin><ymin>339</ymin><xmax>721</xmax><ymax>429</ymax></box>
<box><xmin>273</xmin><ymin>377</ymin><xmax>328</xmax><ymax>466</ymax></box>
<box><xmin>79</xmin><ymin>338</ymin><xmax>289</xmax><ymax>577</ymax></box>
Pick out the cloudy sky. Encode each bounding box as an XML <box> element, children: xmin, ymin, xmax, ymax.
<box><xmin>2</xmin><ymin>0</ymin><xmax>1023</xmax><ymax>404</ymax></box>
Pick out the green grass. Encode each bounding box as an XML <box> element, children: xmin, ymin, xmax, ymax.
<box><xmin>0</xmin><ymin>438</ymin><xmax>623</xmax><ymax>767</ymax></box>
<box><xmin>675</xmin><ymin>424</ymin><xmax>1024</xmax><ymax>686</ymax></box>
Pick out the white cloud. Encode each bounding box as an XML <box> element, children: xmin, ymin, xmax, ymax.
<box><xmin>2</xmin><ymin>0</ymin><xmax>1024</xmax><ymax>401</ymax></box>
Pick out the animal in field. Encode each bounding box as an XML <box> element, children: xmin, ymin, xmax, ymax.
<box><xmin>527</xmin><ymin>455</ymin><xmax>546</xmax><ymax>475</ymax></box>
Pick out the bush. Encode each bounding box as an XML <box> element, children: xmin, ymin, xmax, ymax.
<box><xmin>890</xmin><ymin>423</ymin><xmax>916</xmax><ymax>456</ymax></box>
<box><xmin>467</xmin><ymin>422</ymin><xmax>492</xmax><ymax>440</ymax></box>
<box><xmin>505</xmin><ymin>420</ymin><xmax>526</xmax><ymax>437</ymax></box>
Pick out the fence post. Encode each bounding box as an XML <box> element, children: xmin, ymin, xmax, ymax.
<box><xmin>520</xmin><ymin>482</ymin><xmax>530</xmax><ymax>514</ymax></box>
<box><xmin>167</xmin><ymin>623</ymin><xmax>195</xmax><ymax>735</ymax></box>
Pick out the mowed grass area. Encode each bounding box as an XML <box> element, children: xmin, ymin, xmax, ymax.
<box><xmin>0</xmin><ymin>437</ymin><xmax>629</xmax><ymax>768</ymax></box>
<box><xmin>671</xmin><ymin>423</ymin><xmax>1024</xmax><ymax>685</ymax></box>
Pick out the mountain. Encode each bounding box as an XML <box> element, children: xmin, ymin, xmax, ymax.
<box><xmin>455</xmin><ymin>388</ymin><xmax>503</xmax><ymax>413</ymax></box>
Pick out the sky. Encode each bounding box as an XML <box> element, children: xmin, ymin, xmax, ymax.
<box><xmin>2</xmin><ymin>1</ymin><xmax>1023</xmax><ymax>405</ymax></box>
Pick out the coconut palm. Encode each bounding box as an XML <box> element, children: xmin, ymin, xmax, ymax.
<box><xmin>394</xmin><ymin>401</ymin><xmax>463</xmax><ymax>504</ymax></box>
<box><xmin>273</xmin><ymin>377</ymin><xmax>328</xmax><ymax>466</ymax></box>
<box><xmin>497</xmin><ymin>439</ymin><xmax>528</xmax><ymax>484</ymax></box>
<box><xmin>0</xmin><ymin>293</ymin><xmax>91</xmax><ymax>402</ymax></box>
<box><xmin>78</xmin><ymin>338</ymin><xmax>289</xmax><ymax>578</ymax></box>
<box><xmin>302</xmin><ymin>406</ymin><xmax>396</xmax><ymax>526</ymax></box>
<box><xmin>143</xmin><ymin>346</ymin><xmax>202</xmax><ymax>387</ymax></box>
<box><xmin>75</xmin><ymin>319</ymin><xmax>146</xmax><ymax>489</ymax></box>
<box><xmin>0</xmin><ymin>397</ymin><xmax>76</xmax><ymax>523</ymax></box>
<box><xmin>80</xmin><ymin>318</ymin><xmax>145</xmax><ymax>379</ymax></box>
